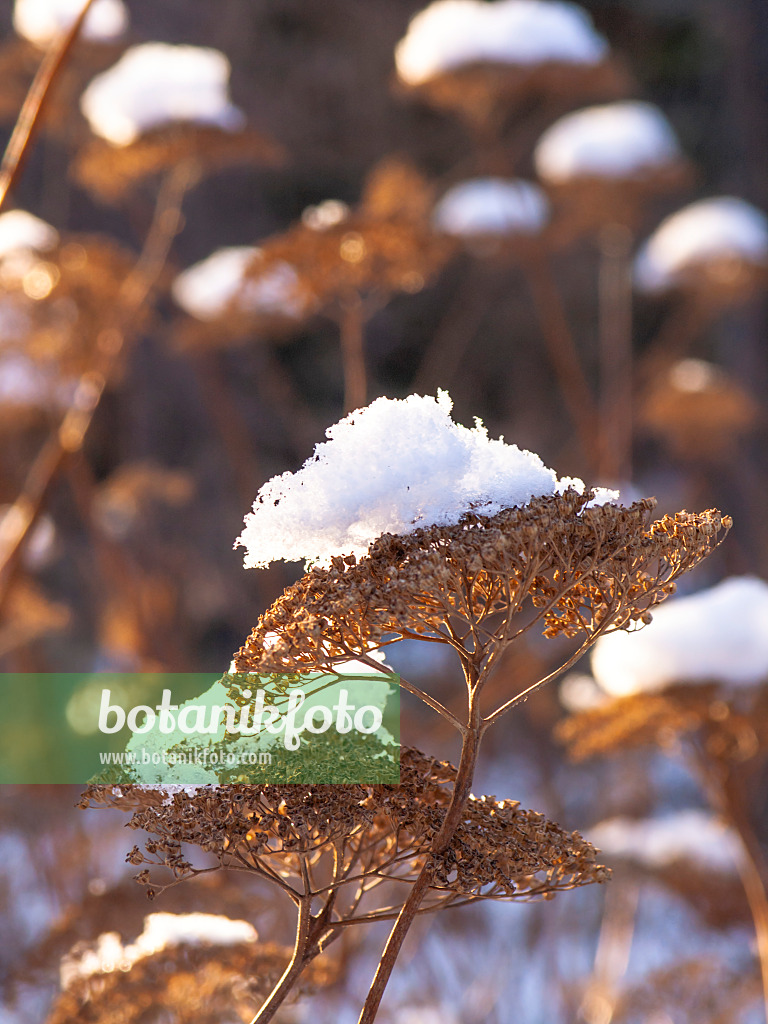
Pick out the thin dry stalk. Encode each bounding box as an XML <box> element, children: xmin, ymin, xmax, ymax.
<box><xmin>598</xmin><ymin>224</ymin><xmax>634</xmax><ymax>483</ymax></box>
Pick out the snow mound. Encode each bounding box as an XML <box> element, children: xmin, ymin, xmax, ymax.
<box><xmin>14</xmin><ymin>0</ymin><xmax>128</xmax><ymax>46</ymax></box>
<box><xmin>172</xmin><ymin>246</ymin><xmax>307</xmax><ymax>322</ymax></box>
<box><xmin>61</xmin><ymin>913</ymin><xmax>258</xmax><ymax>988</ymax></box>
<box><xmin>0</xmin><ymin>210</ymin><xmax>58</xmax><ymax>258</ymax></box>
<box><xmin>591</xmin><ymin>576</ymin><xmax>768</xmax><ymax>696</ymax></box>
<box><xmin>590</xmin><ymin>811</ymin><xmax>741</xmax><ymax>874</ymax></box>
<box><xmin>395</xmin><ymin>0</ymin><xmax>608</xmax><ymax>86</ymax></box>
<box><xmin>237</xmin><ymin>390</ymin><xmax>618</xmax><ymax>568</ymax></box>
<box><xmin>634</xmin><ymin>197</ymin><xmax>768</xmax><ymax>294</ymax></box>
<box><xmin>534</xmin><ymin>101</ymin><xmax>681</xmax><ymax>182</ymax></box>
<box><xmin>80</xmin><ymin>43</ymin><xmax>246</xmax><ymax>146</ymax></box>
<box><xmin>433</xmin><ymin>178</ymin><xmax>549</xmax><ymax>236</ymax></box>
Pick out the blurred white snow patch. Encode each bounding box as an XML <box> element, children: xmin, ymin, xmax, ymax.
<box><xmin>237</xmin><ymin>391</ymin><xmax>619</xmax><ymax>568</ymax></box>
<box><xmin>171</xmin><ymin>246</ymin><xmax>307</xmax><ymax>322</ymax></box>
<box><xmin>590</xmin><ymin>811</ymin><xmax>742</xmax><ymax>874</ymax></box>
<box><xmin>395</xmin><ymin>0</ymin><xmax>607</xmax><ymax>86</ymax></box>
<box><xmin>395</xmin><ymin>1009</ymin><xmax>461</xmax><ymax>1024</ymax></box>
<box><xmin>302</xmin><ymin>199</ymin><xmax>350</xmax><ymax>231</ymax></box>
<box><xmin>559</xmin><ymin>672</ymin><xmax>609</xmax><ymax>712</ymax></box>
<box><xmin>0</xmin><ymin>210</ymin><xmax>58</xmax><ymax>258</ymax></box>
<box><xmin>14</xmin><ymin>0</ymin><xmax>128</xmax><ymax>47</ymax></box>
<box><xmin>80</xmin><ymin>43</ymin><xmax>246</xmax><ymax>146</ymax></box>
<box><xmin>0</xmin><ymin>353</ymin><xmax>76</xmax><ymax>410</ymax></box>
<box><xmin>591</xmin><ymin>576</ymin><xmax>768</xmax><ymax>697</ymax></box>
<box><xmin>534</xmin><ymin>101</ymin><xmax>680</xmax><ymax>182</ymax></box>
<box><xmin>634</xmin><ymin>197</ymin><xmax>768</xmax><ymax>294</ymax></box>
<box><xmin>668</xmin><ymin>358</ymin><xmax>719</xmax><ymax>393</ymax></box>
<box><xmin>433</xmin><ymin>178</ymin><xmax>549</xmax><ymax>236</ymax></box>
<box><xmin>60</xmin><ymin>913</ymin><xmax>258</xmax><ymax>988</ymax></box>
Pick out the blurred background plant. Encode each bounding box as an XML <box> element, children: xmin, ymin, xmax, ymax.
<box><xmin>1</xmin><ymin>0</ymin><xmax>768</xmax><ymax>1021</ymax></box>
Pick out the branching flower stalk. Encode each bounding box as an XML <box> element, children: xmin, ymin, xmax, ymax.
<box><xmin>235</xmin><ymin>489</ymin><xmax>729</xmax><ymax>1020</ymax></box>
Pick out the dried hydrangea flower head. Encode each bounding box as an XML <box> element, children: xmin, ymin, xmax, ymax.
<box><xmin>50</xmin><ymin>912</ymin><xmax>325</xmax><ymax>1024</ymax></box>
<box><xmin>634</xmin><ymin>197</ymin><xmax>768</xmax><ymax>308</ymax></box>
<box><xmin>639</xmin><ymin>359</ymin><xmax>760</xmax><ymax>461</ymax></box>
<box><xmin>74</xmin><ymin>43</ymin><xmax>283</xmax><ymax>203</ymax></box>
<box><xmin>534</xmin><ymin>101</ymin><xmax>690</xmax><ymax>238</ymax></box>
<box><xmin>558</xmin><ymin>577</ymin><xmax>768</xmax><ymax>761</ymax></box>
<box><xmin>394</xmin><ymin>0</ymin><xmax>627</xmax><ymax>135</ymax></box>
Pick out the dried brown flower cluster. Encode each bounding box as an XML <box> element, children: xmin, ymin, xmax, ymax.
<box><xmin>234</xmin><ymin>491</ymin><xmax>729</xmax><ymax>683</ymax></box>
<box><xmin>81</xmin><ymin>747</ymin><xmax>607</xmax><ymax>916</ymax></box>
<box><xmin>398</xmin><ymin>59</ymin><xmax>628</xmax><ymax>136</ymax></box>
<box><xmin>557</xmin><ymin>683</ymin><xmax>768</xmax><ymax>763</ymax></box>
<box><xmin>73</xmin><ymin>124</ymin><xmax>284</xmax><ymax>203</ymax></box>
<box><xmin>48</xmin><ymin>937</ymin><xmax>328</xmax><ymax>1024</ymax></box>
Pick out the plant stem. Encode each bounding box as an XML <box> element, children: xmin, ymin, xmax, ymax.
<box><xmin>597</xmin><ymin>224</ymin><xmax>634</xmax><ymax>483</ymax></box>
<box><xmin>0</xmin><ymin>0</ymin><xmax>96</xmax><ymax>210</ymax></box>
<box><xmin>339</xmin><ymin>296</ymin><xmax>368</xmax><ymax>413</ymax></box>
<box><xmin>250</xmin><ymin>896</ymin><xmax>313</xmax><ymax>1024</ymax></box>
<box><xmin>358</xmin><ymin>685</ymin><xmax>484</xmax><ymax>1023</ymax></box>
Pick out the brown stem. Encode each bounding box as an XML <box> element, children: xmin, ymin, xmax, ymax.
<box><xmin>0</xmin><ymin>0</ymin><xmax>96</xmax><ymax>210</ymax></box>
<box><xmin>597</xmin><ymin>224</ymin><xmax>634</xmax><ymax>483</ymax></box>
<box><xmin>250</xmin><ymin>896</ymin><xmax>313</xmax><ymax>1024</ymax></box>
<box><xmin>0</xmin><ymin>163</ymin><xmax>193</xmax><ymax>622</ymax></box>
<box><xmin>521</xmin><ymin>247</ymin><xmax>600</xmax><ymax>477</ymax></box>
<box><xmin>339</xmin><ymin>297</ymin><xmax>368</xmax><ymax>413</ymax></box>
<box><xmin>358</xmin><ymin>683</ymin><xmax>484</xmax><ymax>1023</ymax></box>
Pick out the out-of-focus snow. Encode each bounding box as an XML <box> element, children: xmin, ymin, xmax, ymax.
<box><xmin>0</xmin><ymin>354</ymin><xmax>75</xmax><ymax>410</ymax></box>
<box><xmin>302</xmin><ymin>199</ymin><xmax>351</xmax><ymax>231</ymax></box>
<box><xmin>0</xmin><ymin>210</ymin><xmax>58</xmax><ymax>258</ymax></box>
<box><xmin>14</xmin><ymin>0</ymin><xmax>128</xmax><ymax>47</ymax></box>
<box><xmin>60</xmin><ymin>912</ymin><xmax>258</xmax><ymax>988</ymax></box>
<box><xmin>634</xmin><ymin>197</ymin><xmax>768</xmax><ymax>294</ymax></box>
<box><xmin>171</xmin><ymin>246</ymin><xmax>307</xmax><ymax>322</ymax></box>
<box><xmin>395</xmin><ymin>0</ymin><xmax>608</xmax><ymax>86</ymax></box>
<box><xmin>591</xmin><ymin>577</ymin><xmax>768</xmax><ymax>696</ymax></box>
<box><xmin>534</xmin><ymin>101</ymin><xmax>681</xmax><ymax>183</ymax></box>
<box><xmin>433</xmin><ymin>178</ymin><xmax>549</xmax><ymax>236</ymax></box>
<box><xmin>80</xmin><ymin>43</ymin><xmax>246</xmax><ymax>146</ymax></box>
<box><xmin>590</xmin><ymin>811</ymin><xmax>742</xmax><ymax>874</ymax></box>
<box><xmin>237</xmin><ymin>390</ymin><xmax>619</xmax><ymax>568</ymax></box>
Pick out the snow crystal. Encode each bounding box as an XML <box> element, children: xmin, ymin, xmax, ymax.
<box><xmin>433</xmin><ymin>178</ymin><xmax>549</xmax><ymax>237</ymax></box>
<box><xmin>534</xmin><ymin>101</ymin><xmax>681</xmax><ymax>183</ymax></box>
<box><xmin>591</xmin><ymin>576</ymin><xmax>768</xmax><ymax>697</ymax></box>
<box><xmin>60</xmin><ymin>913</ymin><xmax>258</xmax><ymax>989</ymax></box>
<box><xmin>14</xmin><ymin>0</ymin><xmax>127</xmax><ymax>47</ymax></box>
<box><xmin>237</xmin><ymin>391</ymin><xmax>618</xmax><ymax>568</ymax></box>
<box><xmin>0</xmin><ymin>210</ymin><xmax>58</xmax><ymax>258</ymax></box>
<box><xmin>395</xmin><ymin>0</ymin><xmax>608</xmax><ymax>86</ymax></box>
<box><xmin>80</xmin><ymin>43</ymin><xmax>246</xmax><ymax>147</ymax></box>
<box><xmin>590</xmin><ymin>811</ymin><xmax>742</xmax><ymax>874</ymax></box>
<box><xmin>634</xmin><ymin>197</ymin><xmax>768</xmax><ymax>294</ymax></box>
<box><xmin>171</xmin><ymin>246</ymin><xmax>308</xmax><ymax>322</ymax></box>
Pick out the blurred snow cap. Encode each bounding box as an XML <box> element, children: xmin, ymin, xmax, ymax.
<box><xmin>634</xmin><ymin>197</ymin><xmax>768</xmax><ymax>294</ymax></box>
<box><xmin>172</xmin><ymin>246</ymin><xmax>307</xmax><ymax>322</ymax></box>
<box><xmin>237</xmin><ymin>390</ymin><xmax>620</xmax><ymax>568</ymax></box>
<box><xmin>80</xmin><ymin>43</ymin><xmax>246</xmax><ymax>146</ymax></box>
<box><xmin>534</xmin><ymin>101</ymin><xmax>681</xmax><ymax>183</ymax></box>
<box><xmin>433</xmin><ymin>178</ymin><xmax>549</xmax><ymax>237</ymax></box>
<box><xmin>591</xmin><ymin>576</ymin><xmax>768</xmax><ymax>697</ymax></box>
<box><xmin>395</xmin><ymin>0</ymin><xmax>608</xmax><ymax>86</ymax></box>
<box><xmin>14</xmin><ymin>0</ymin><xmax>128</xmax><ymax>47</ymax></box>
<box><xmin>0</xmin><ymin>210</ymin><xmax>58</xmax><ymax>258</ymax></box>
<box><xmin>590</xmin><ymin>811</ymin><xmax>742</xmax><ymax>874</ymax></box>
<box><xmin>60</xmin><ymin>912</ymin><xmax>258</xmax><ymax>988</ymax></box>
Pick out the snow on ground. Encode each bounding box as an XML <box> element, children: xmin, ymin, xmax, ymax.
<box><xmin>237</xmin><ymin>390</ymin><xmax>618</xmax><ymax>568</ymax></box>
<box><xmin>433</xmin><ymin>178</ymin><xmax>549</xmax><ymax>236</ymax></box>
<box><xmin>60</xmin><ymin>912</ymin><xmax>258</xmax><ymax>988</ymax></box>
<box><xmin>395</xmin><ymin>0</ymin><xmax>608</xmax><ymax>86</ymax></box>
<box><xmin>80</xmin><ymin>43</ymin><xmax>246</xmax><ymax>146</ymax></box>
<box><xmin>634</xmin><ymin>197</ymin><xmax>768</xmax><ymax>294</ymax></box>
<box><xmin>171</xmin><ymin>246</ymin><xmax>308</xmax><ymax>322</ymax></box>
<box><xmin>591</xmin><ymin>577</ymin><xmax>768</xmax><ymax>697</ymax></box>
<box><xmin>534</xmin><ymin>101</ymin><xmax>681</xmax><ymax>182</ymax></box>
<box><xmin>589</xmin><ymin>810</ymin><xmax>742</xmax><ymax>874</ymax></box>
<box><xmin>13</xmin><ymin>0</ymin><xmax>128</xmax><ymax>47</ymax></box>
